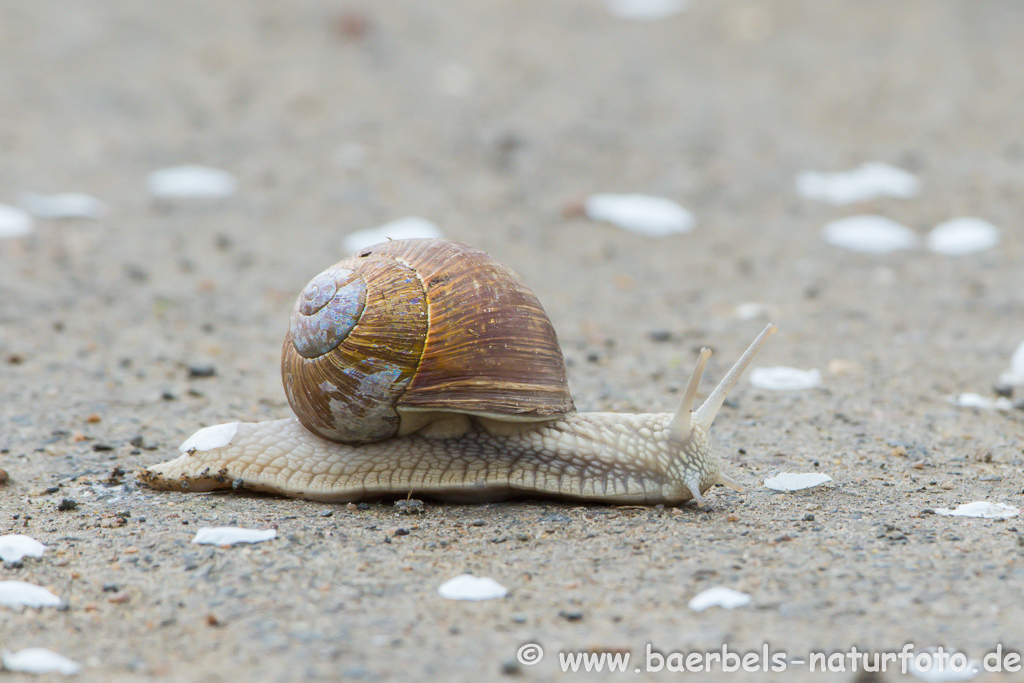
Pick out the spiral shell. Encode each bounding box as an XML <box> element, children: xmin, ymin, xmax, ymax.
<box><xmin>281</xmin><ymin>239</ymin><xmax>575</xmax><ymax>444</ymax></box>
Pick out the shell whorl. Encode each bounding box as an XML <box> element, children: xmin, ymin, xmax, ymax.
<box><xmin>289</xmin><ymin>266</ymin><xmax>366</xmax><ymax>359</ymax></box>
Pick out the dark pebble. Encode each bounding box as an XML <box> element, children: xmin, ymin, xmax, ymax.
<box><xmin>102</xmin><ymin>583</ymin><xmax>119</xmax><ymax>592</ymax></box>
<box><xmin>92</xmin><ymin>443</ymin><xmax>114</xmax><ymax>452</ymax></box>
<box><xmin>468</xmin><ymin>519</ymin><xmax>487</xmax><ymax>527</ymax></box>
<box><xmin>993</xmin><ymin>381</ymin><xmax>1013</xmax><ymax>398</ymax></box>
<box><xmin>188</xmin><ymin>364</ymin><xmax>217</xmax><ymax>379</ymax></box>
<box><xmin>803</xmin><ymin>513</ymin><xmax>815</xmax><ymax>521</ymax></box>
<box><xmin>559</xmin><ymin>610</ymin><xmax>584</xmax><ymax>622</ymax></box>
<box><xmin>539</xmin><ymin>513</ymin><xmax>571</xmax><ymax>524</ymax></box>
<box><xmin>321</xmin><ymin>510</ymin><xmax>334</xmax><ymax>518</ymax></box>
<box><xmin>43</xmin><ymin>486</ymin><xmax>60</xmax><ymax>495</ymax></box>
<box><xmin>161</xmin><ymin>391</ymin><xmax>176</xmax><ymax>401</ymax></box>
<box><xmin>125</xmin><ymin>264</ymin><xmax>149</xmax><ymax>282</ymax></box>
<box><xmin>57</xmin><ymin>498</ymin><xmax>78</xmax><ymax>511</ymax></box>
<box><xmin>394</xmin><ymin>499</ymin><xmax>424</xmax><ymax>515</ymax></box>
<box><xmin>393</xmin><ymin>527</ymin><xmax>409</xmax><ymax>537</ymax></box>
<box><xmin>129</xmin><ymin>435</ymin><xmax>146</xmax><ymax>448</ymax></box>
<box><xmin>648</xmin><ymin>330</ymin><xmax>673</xmax><ymax>343</ymax></box>
<box><xmin>357</xmin><ymin>503</ymin><xmax>370</xmax><ymax>511</ymax></box>
<box><xmin>500</xmin><ymin>660</ymin><xmax>522</xmax><ymax>676</ymax></box>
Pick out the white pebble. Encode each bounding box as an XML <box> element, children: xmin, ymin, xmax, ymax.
<box><xmin>934</xmin><ymin>502</ymin><xmax>1020</xmax><ymax>519</ymax></box>
<box><xmin>605</xmin><ymin>0</ymin><xmax>688</xmax><ymax>20</ymax></box>
<box><xmin>584</xmin><ymin>193</ymin><xmax>695</xmax><ymax>237</ymax></box>
<box><xmin>21</xmin><ymin>192</ymin><xmax>106</xmax><ymax>220</ymax></box>
<box><xmin>0</xmin><ymin>581</ymin><xmax>62</xmax><ymax>609</ymax></box>
<box><xmin>1</xmin><ymin>648</ymin><xmax>82</xmax><ymax>676</ymax></box>
<box><xmin>0</xmin><ymin>535</ymin><xmax>47</xmax><ymax>563</ymax></box>
<box><xmin>998</xmin><ymin>338</ymin><xmax>1024</xmax><ymax>387</ymax></box>
<box><xmin>764</xmin><ymin>472</ymin><xmax>832</xmax><ymax>492</ymax></box>
<box><xmin>437</xmin><ymin>574</ymin><xmax>508</xmax><ymax>601</ymax></box>
<box><xmin>951</xmin><ymin>393</ymin><xmax>1013</xmax><ymax>411</ymax></box>
<box><xmin>179</xmin><ymin>422</ymin><xmax>239</xmax><ymax>453</ymax></box>
<box><xmin>926</xmin><ymin>217</ymin><xmax>1000</xmax><ymax>255</ymax></box>
<box><xmin>734</xmin><ymin>302</ymin><xmax>774</xmax><ymax>320</ymax></box>
<box><xmin>0</xmin><ymin>204</ymin><xmax>33</xmax><ymax>238</ymax></box>
<box><xmin>191</xmin><ymin>527</ymin><xmax>277</xmax><ymax>546</ymax></box>
<box><xmin>688</xmin><ymin>587</ymin><xmax>751</xmax><ymax>612</ymax></box>
<box><xmin>749</xmin><ymin>367</ymin><xmax>821</xmax><ymax>390</ymax></box>
<box><xmin>796</xmin><ymin>162</ymin><xmax>919</xmax><ymax>205</ymax></box>
<box><xmin>342</xmin><ymin>217</ymin><xmax>443</xmax><ymax>253</ymax></box>
<box><xmin>821</xmin><ymin>215</ymin><xmax>919</xmax><ymax>253</ymax></box>
<box><xmin>147</xmin><ymin>165</ymin><xmax>237</xmax><ymax>199</ymax></box>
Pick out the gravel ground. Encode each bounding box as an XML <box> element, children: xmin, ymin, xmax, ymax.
<box><xmin>2</xmin><ymin>1</ymin><xmax>1023</xmax><ymax>681</ymax></box>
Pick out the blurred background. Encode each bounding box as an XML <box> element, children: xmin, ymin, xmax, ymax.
<box><xmin>1</xmin><ymin>1</ymin><xmax>1022</xmax><ymax>678</ymax></box>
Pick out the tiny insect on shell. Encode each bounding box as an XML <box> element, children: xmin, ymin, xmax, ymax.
<box><xmin>140</xmin><ymin>239</ymin><xmax>776</xmax><ymax>506</ymax></box>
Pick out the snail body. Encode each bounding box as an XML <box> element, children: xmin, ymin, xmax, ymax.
<box><xmin>141</xmin><ymin>239</ymin><xmax>775</xmax><ymax>506</ymax></box>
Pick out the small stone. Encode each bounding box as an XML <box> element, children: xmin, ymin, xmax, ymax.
<box><xmin>468</xmin><ymin>519</ymin><xmax>487</xmax><ymax>527</ymax></box>
<box><xmin>345</xmin><ymin>503</ymin><xmax>358</xmax><ymax>511</ymax></box>
<box><xmin>500</xmin><ymin>660</ymin><xmax>522</xmax><ymax>676</ymax></box>
<box><xmin>0</xmin><ymin>469</ymin><xmax>7</xmax><ymax>485</ymax></box>
<box><xmin>648</xmin><ymin>330</ymin><xmax>673</xmax><ymax>343</ymax></box>
<box><xmin>148</xmin><ymin>165</ymin><xmax>237</xmax><ymax>199</ymax></box>
<box><xmin>106</xmin><ymin>467</ymin><xmax>126</xmax><ymax>485</ymax></box>
<box><xmin>129</xmin><ymin>435</ymin><xmax>146</xmax><ymax>448</ymax></box>
<box><xmin>802</xmin><ymin>513</ymin><xmax>815</xmax><ymax>521</ymax></box>
<box><xmin>188</xmin><ymin>363</ymin><xmax>217</xmax><ymax>378</ymax></box>
<box><xmin>102</xmin><ymin>583</ymin><xmax>119</xmax><ymax>592</ymax></box>
<box><xmin>993</xmin><ymin>382</ymin><xmax>1013</xmax><ymax>398</ymax></box>
<box><xmin>559</xmin><ymin>610</ymin><xmax>584</xmax><ymax>622</ymax></box>
<box><xmin>57</xmin><ymin>498</ymin><xmax>78</xmax><ymax>511</ymax></box>
<box><xmin>92</xmin><ymin>443</ymin><xmax>114</xmax><ymax>452</ymax></box>
<box><xmin>539</xmin><ymin>513</ymin><xmax>571</xmax><ymax>524</ymax></box>
<box><xmin>86</xmin><ymin>414</ymin><xmax>102</xmax><ymax>423</ymax></box>
<box><xmin>394</xmin><ymin>499</ymin><xmax>424</xmax><ymax>515</ymax></box>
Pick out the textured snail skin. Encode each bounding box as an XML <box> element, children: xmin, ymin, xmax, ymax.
<box><xmin>140</xmin><ymin>414</ymin><xmax>719</xmax><ymax>505</ymax></box>
<box><xmin>141</xmin><ymin>324</ymin><xmax>776</xmax><ymax>506</ymax></box>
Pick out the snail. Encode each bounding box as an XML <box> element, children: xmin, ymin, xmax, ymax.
<box><xmin>140</xmin><ymin>238</ymin><xmax>775</xmax><ymax>506</ymax></box>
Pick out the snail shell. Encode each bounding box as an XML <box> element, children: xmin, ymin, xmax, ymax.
<box><xmin>281</xmin><ymin>239</ymin><xmax>574</xmax><ymax>444</ymax></box>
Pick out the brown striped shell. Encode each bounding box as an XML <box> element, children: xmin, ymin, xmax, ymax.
<box><xmin>281</xmin><ymin>239</ymin><xmax>575</xmax><ymax>444</ymax></box>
